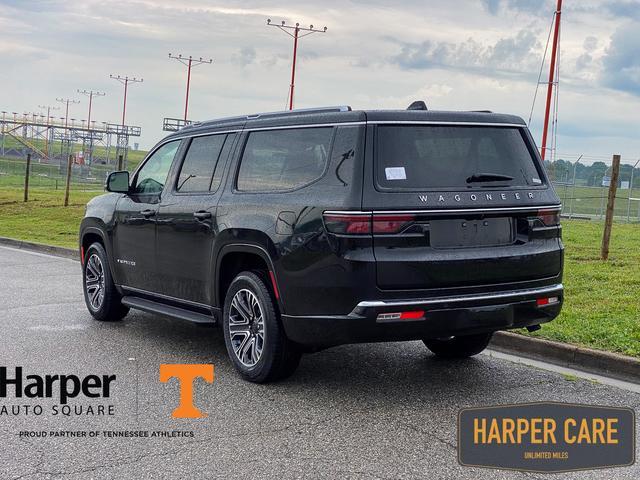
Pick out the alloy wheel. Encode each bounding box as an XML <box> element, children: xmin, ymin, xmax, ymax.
<box><xmin>85</xmin><ymin>253</ymin><xmax>105</xmax><ymax>311</ymax></box>
<box><xmin>228</xmin><ymin>288</ymin><xmax>265</xmax><ymax>367</ymax></box>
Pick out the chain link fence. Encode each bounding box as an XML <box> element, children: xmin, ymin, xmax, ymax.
<box><xmin>0</xmin><ymin>156</ymin><xmax>111</xmax><ymax>191</ymax></box>
<box><xmin>546</xmin><ymin>155</ymin><xmax>640</xmax><ymax>223</ymax></box>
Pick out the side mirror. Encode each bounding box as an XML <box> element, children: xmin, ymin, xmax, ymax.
<box><xmin>106</xmin><ymin>171</ymin><xmax>130</xmax><ymax>193</ymax></box>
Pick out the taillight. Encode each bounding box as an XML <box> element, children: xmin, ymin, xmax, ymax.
<box><xmin>323</xmin><ymin>212</ymin><xmax>417</xmax><ymax>235</ymax></box>
<box><xmin>372</xmin><ymin>214</ymin><xmax>416</xmax><ymax>234</ymax></box>
<box><xmin>323</xmin><ymin>214</ymin><xmax>371</xmax><ymax>235</ymax></box>
<box><xmin>377</xmin><ymin>310</ymin><xmax>425</xmax><ymax>322</ymax></box>
<box><xmin>535</xmin><ymin>209</ymin><xmax>560</xmax><ymax>226</ymax></box>
<box><xmin>536</xmin><ymin>296</ymin><xmax>559</xmax><ymax>307</ymax></box>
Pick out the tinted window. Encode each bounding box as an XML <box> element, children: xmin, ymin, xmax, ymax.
<box><xmin>376</xmin><ymin>126</ymin><xmax>542</xmax><ymax>190</ymax></box>
<box><xmin>237</xmin><ymin>127</ymin><xmax>333</xmax><ymax>192</ymax></box>
<box><xmin>133</xmin><ymin>140</ymin><xmax>180</xmax><ymax>195</ymax></box>
<box><xmin>176</xmin><ymin>134</ymin><xmax>227</xmax><ymax>192</ymax></box>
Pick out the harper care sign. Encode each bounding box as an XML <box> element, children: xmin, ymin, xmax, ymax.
<box><xmin>458</xmin><ymin>402</ymin><xmax>635</xmax><ymax>473</ymax></box>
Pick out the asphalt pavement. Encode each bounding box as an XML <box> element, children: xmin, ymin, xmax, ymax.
<box><xmin>0</xmin><ymin>245</ymin><xmax>638</xmax><ymax>479</ymax></box>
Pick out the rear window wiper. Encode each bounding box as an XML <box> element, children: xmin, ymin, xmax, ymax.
<box><xmin>466</xmin><ymin>173</ymin><xmax>514</xmax><ymax>183</ymax></box>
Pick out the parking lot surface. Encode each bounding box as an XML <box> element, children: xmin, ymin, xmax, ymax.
<box><xmin>1</xmin><ymin>246</ymin><xmax>638</xmax><ymax>479</ymax></box>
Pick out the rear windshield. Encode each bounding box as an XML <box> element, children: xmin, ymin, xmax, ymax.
<box><xmin>376</xmin><ymin>125</ymin><xmax>542</xmax><ymax>190</ymax></box>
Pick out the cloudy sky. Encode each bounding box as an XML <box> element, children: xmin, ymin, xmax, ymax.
<box><xmin>1</xmin><ymin>0</ymin><xmax>639</xmax><ymax>164</ymax></box>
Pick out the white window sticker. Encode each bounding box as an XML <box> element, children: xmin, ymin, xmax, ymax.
<box><xmin>385</xmin><ymin>167</ymin><xmax>406</xmax><ymax>180</ymax></box>
<box><xmin>532</xmin><ymin>177</ymin><xmax>542</xmax><ymax>184</ymax></box>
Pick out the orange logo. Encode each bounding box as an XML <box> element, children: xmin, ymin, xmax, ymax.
<box><xmin>159</xmin><ymin>364</ymin><xmax>214</xmax><ymax>418</ymax></box>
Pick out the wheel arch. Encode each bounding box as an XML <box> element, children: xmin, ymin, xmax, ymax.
<box><xmin>215</xmin><ymin>243</ymin><xmax>283</xmax><ymax>313</ymax></box>
<box><xmin>79</xmin><ymin>222</ymin><xmax>119</xmax><ymax>285</ymax></box>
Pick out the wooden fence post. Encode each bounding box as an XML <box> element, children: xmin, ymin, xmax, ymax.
<box><xmin>23</xmin><ymin>153</ymin><xmax>31</xmax><ymax>202</ymax></box>
<box><xmin>64</xmin><ymin>153</ymin><xmax>73</xmax><ymax>207</ymax></box>
<box><xmin>601</xmin><ymin>154</ymin><xmax>621</xmax><ymax>260</ymax></box>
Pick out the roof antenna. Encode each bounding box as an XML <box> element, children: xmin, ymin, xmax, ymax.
<box><xmin>407</xmin><ymin>100</ymin><xmax>428</xmax><ymax>111</ymax></box>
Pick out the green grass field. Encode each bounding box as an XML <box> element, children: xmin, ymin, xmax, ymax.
<box><xmin>0</xmin><ymin>185</ymin><xmax>638</xmax><ymax>357</ymax></box>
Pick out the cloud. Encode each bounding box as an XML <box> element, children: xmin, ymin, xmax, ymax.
<box><xmin>605</xmin><ymin>0</ymin><xmax>640</xmax><ymax>20</ymax></box>
<box><xmin>602</xmin><ymin>22</ymin><xmax>640</xmax><ymax>96</ymax></box>
<box><xmin>481</xmin><ymin>0</ymin><xmax>549</xmax><ymax>15</ymax></box>
<box><xmin>575</xmin><ymin>36</ymin><xmax>598</xmax><ymax>71</ymax></box>
<box><xmin>389</xmin><ymin>29</ymin><xmax>540</xmax><ymax>75</ymax></box>
<box><xmin>232</xmin><ymin>47</ymin><xmax>257</xmax><ymax>66</ymax></box>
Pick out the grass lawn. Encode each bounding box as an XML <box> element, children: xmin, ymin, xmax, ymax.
<box><xmin>526</xmin><ymin>220</ymin><xmax>640</xmax><ymax>357</ymax></box>
<box><xmin>0</xmin><ymin>186</ymin><xmax>638</xmax><ymax>357</ymax></box>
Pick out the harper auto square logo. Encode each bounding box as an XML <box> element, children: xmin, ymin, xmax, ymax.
<box><xmin>0</xmin><ymin>366</ymin><xmax>117</xmax><ymax>417</ymax></box>
<box><xmin>418</xmin><ymin>191</ymin><xmax>536</xmax><ymax>203</ymax></box>
<box><xmin>458</xmin><ymin>402</ymin><xmax>636</xmax><ymax>473</ymax></box>
<box><xmin>159</xmin><ymin>364</ymin><xmax>214</xmax><ymax>418</ymax></box>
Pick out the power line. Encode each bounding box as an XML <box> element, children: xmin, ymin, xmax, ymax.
<box><xmin>266</xmin><ymin>19</ymin><xmax>327</xmax><ymax>110</ymax></box>
<box><xmin>168</xmin><ymin>54</ymin><xmax>213</xmax><ymax>122</ymax></box>
<box><xmin>109</xmin><ymin>75</ymin><xmax>143</xmax><ymax>126</ymax></box>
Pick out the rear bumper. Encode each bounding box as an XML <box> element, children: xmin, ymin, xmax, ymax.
<box><xmin>282</xmin><ymin>284</ymin><xmax>563</xmax><ymax>347</ymax></box>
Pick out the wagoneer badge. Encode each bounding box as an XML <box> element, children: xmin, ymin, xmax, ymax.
<box><xmin>418</xmin><ymin>192</ymin><xmax>536</xmax><ymax>203</ymax></box>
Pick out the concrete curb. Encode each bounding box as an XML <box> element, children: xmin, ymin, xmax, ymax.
<box><xmin>0</xmin><ymin>236</ymin><xmax>78</xmax><ymax>260</ymax></box>
<box><xmin>491</xmin><ymin>331</ymin><xmax>640</xmax><ymax>385</ymax></box>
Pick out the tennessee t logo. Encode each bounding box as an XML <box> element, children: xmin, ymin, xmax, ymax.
<box><xmin>159</xmin><ymin>364</ymin><xmax>214</xmax><ymax>418</ymax></box>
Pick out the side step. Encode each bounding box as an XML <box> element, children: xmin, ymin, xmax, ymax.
<box><xmin>121</xmin><ymin>296</ymin><xmax>215</xmax><ymax>324</ymax></box>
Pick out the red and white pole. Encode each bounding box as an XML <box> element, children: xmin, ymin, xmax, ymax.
<box><xmin>121</xmin><ymin>79</ymin><xmax>128</xmax><ymax>126</ymax></box>
<box><xmin>288</xmin><ymin>26</ymin><xmax>300</xmax><ymax>111</ymax></box>
<box><xmin>184</xmin><ymin>58</ymin><xmax>192</xmax><ymax>121</ymax></box>
<box><xmin>540</xmin><ymin>0</ymin><xmax>562</xmax><ymax>161</ymax></box>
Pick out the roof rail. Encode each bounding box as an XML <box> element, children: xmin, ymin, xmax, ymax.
<box><xmin>196</xmin><ymin>106</ymin><xmax>352</xmax><ymax>128</ymax></box>
<box><xmin>245</xmin><ymin>105</ymin><xmax>351</xmax><ymax>120</ymax></box>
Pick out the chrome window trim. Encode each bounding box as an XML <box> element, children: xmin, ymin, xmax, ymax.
<box><xmin>369</xmin><ymin>121</ymin><xmax>525</xmax><ymax>127</ymax></box>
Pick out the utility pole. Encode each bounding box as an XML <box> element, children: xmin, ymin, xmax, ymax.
<box><xmin>168</xmin><ymin>54</ymin><xmax>212</xmax><ymax>121</ymax></box>
<box><xmin>267</xmin><ymin>19</ymin><xmax>327</xmax><ymax>110</ymax></box>
<box><xmin>540</xmin><ymin>0</ymin><xmax>562</xmax><ymax>160</ymax></box>
<box><xmin>77</xmin><ymin>89</ymin><xmax>105</xmax><ymax>165</ymax></box>
<box><xmin>37</xmin><ymin>104</ymin><xmax>60</xmax><ymax>159</ymax></box>
<box><xmin>109</xmin><ymin>75</ymin><xmax>143</xmax><ymax>126</ymax></box>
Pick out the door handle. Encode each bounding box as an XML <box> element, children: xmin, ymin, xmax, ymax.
<box><xmin>140</xmin><ymin>209</ymin><xmax>156</xmax><ymax>218</ymax></box>
<box><xmin>193</xmin><ymin>211</ymin><xmax>212</xmax><ymax>220</ymax></box>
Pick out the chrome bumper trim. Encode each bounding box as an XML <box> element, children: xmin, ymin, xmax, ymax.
<box><xmin>353</xmin><ymin>284</ymin><xmax>564</xmax><ymax>311</ymax></box>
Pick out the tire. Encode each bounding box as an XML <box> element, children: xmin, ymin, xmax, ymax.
<box><xmin>423</xmin><ymin>332</ymin><xmax>493</xmax><ymax>359</ymax></box>
<box><xmin>222</xmin><ymin>271</ymin><xmax>301</xmax><ymax>383</ymax></box>
<box><xmin>82</xmin><ymin>242</ymin><xmax>129</xmax><ymax>322</ymax></box>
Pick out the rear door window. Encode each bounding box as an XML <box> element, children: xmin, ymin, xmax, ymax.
<box><xmin>237</xmin><ymin>127</ymin><xmax>333</xmax><ymax>192</ymax></box>
<box><xmin>376</xmin><ymin>125</ymin><xmax>542</xmax><ymax>190</ymax></box>
<box><xmin>176</xmin><ymin>134</ymin><xmax>227</xmax><ymax>192</ymax></box>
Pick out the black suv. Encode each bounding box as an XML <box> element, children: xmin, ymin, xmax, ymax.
<box><xmin>80</xmin><ymin>105</ymin><xmax>563</xmax><ymax>382</ymax></box>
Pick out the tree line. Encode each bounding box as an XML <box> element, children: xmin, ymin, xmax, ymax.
<box><xmin>544</xmin><ymin>159</ymin><xmax>640</xmax><ymax>187</ymax></box>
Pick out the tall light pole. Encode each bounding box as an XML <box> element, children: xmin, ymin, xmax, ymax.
<box><xmin>37</xmin><ymin>104</ymin><xmax>60</xmax><ymax>159</ymax></box>
<box><xmin>77</xmin><ymin>90</ymin><xmax>105</xmax><ymax>165</ymax></box>
<box><xmin>267</xmin><ymin>19</ymin><xmax>327</xmax><ymax>110</ymax></box>
<box><xmin>56</xmin><ymin>97</ymin><xmax>80</xmax><ymax>129</ymax></box>
<box><xmin>168</xmin><ymin>54</ymin><xmax>213</xmax><ymax>122</ymax></box>
<box><xmin>109</xmin><ymin>75</ymin><xmax>143</xmax><ymax>126</ymax></box>
<box><xmin>77</xmin><ymin>89</ymin><xmax>105</xmax><ymax>129</ymax></box>
<box><xmin>540</xmin><ymin>0</ymin><xmax>562</xmax><ymax>160</ymax></box>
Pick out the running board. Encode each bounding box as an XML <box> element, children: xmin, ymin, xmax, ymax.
<box><xmin>121</xmin><ymin>296</ymin><xmax>215</xmax><ymax>324</ymax></box>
